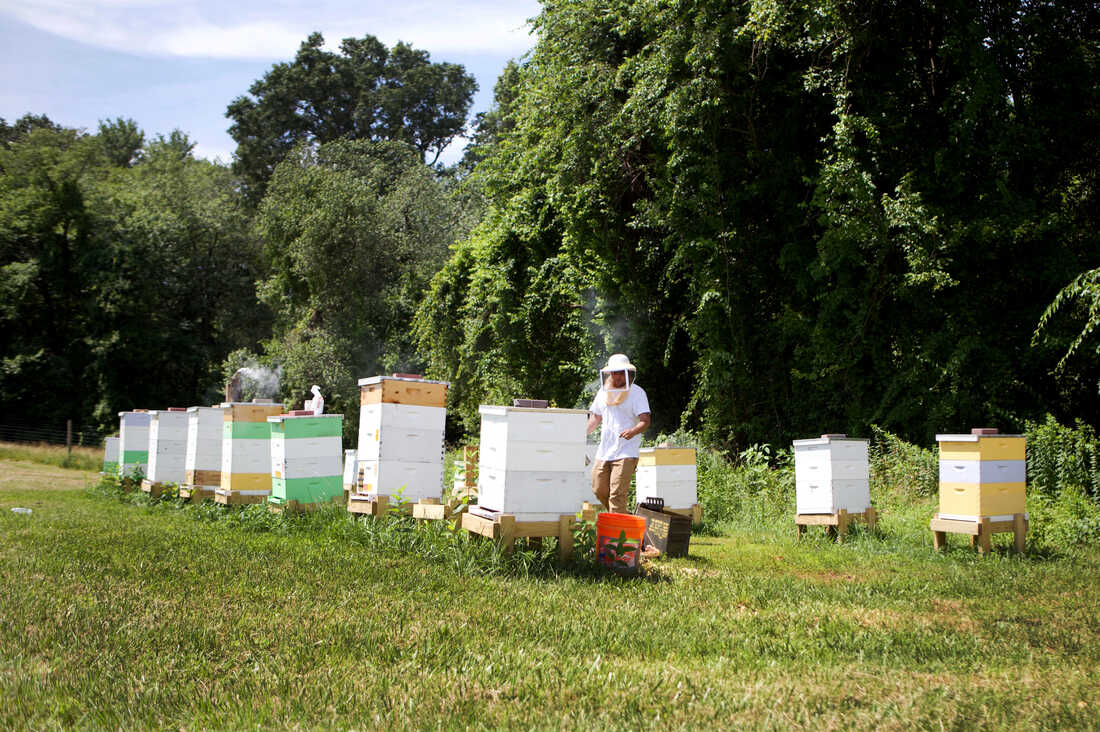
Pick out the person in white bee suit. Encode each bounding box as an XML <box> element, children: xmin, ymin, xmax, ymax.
<box><xmin>586</xmin><ymin>353</ymin><xmax>651</xmax><ymax>513</ymax></box>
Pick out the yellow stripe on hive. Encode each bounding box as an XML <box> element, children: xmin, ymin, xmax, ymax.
<box><xmin>639</xmin><ymin>448</ymin><xmax>697</xmax><ymax>466</ymax></box>
<box><xmin>938</xmin><ymin>439</ymin><xmax>1025</xmax><ymax>461</ymax></box>
<box><xmin>219</xmin><ymin>472</ymin><xmax>273</xmax><ymax>492</ymax></box>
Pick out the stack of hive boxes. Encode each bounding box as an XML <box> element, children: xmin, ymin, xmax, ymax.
<box><xmin>636</xmin><ymin>447</ymin><xmax>698</xmax><ymax>513</ymax></box>
<box><xmin>350</xmin><ymin>375</ymin><xmax>448</xmax><ymax>511</ymax></box>
<box><xmin>474</xmin><ymin>405</ymin><xmax>589</xmax><ymax>521</ymax></box>
<box><xmin>102</xmin><ymin>436</ymin><xmax>119</xmax><ymax>475</ymax></box>
<box><xmin>145</xmin><ymin>408</ymin><xmax>189</xmax><ymax>488</ymax></box>
<box><xmin>792</xmin><ymin>434</ymin><xmax>871</xmax><ymax>515</ymax></box>
<box><xmin>117</xmin><ymin>410</ymin><xmax>150</xmax><ymax>478</ymax></box>
<box><xmin>268</xmin><ymin>412</ymin><xmax>344</xmax><ymax>508</ymax></box>
<box><xmin>183</xmin><ymin>405</ymin><xmax>225</xmax><ymax>500</ymax></box>
<box><xmin>936</xmin><ymin>429</ymin><xmax>1026</xmax><ymax>522</ymax></box>
<box><xmin>215</xmin><ymin>401</ymin><xmax>285</xmax><ymax>505</ymax></box>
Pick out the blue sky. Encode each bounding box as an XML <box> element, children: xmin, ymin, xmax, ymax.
<box><xmin>0</xmin><ymin>0</ymin><xmax>539</xmax><ymax>165</ymax></box>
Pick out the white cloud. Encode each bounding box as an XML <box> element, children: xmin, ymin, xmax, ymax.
<box><xmin>190</xmin><ymin>142</ymin><xmax>234</xmax><ymax>165</ymax></box>
<box><xmin>0</xmin><ymin>0</ymin><xmax>538</xmax><ymax>59</ymax></box>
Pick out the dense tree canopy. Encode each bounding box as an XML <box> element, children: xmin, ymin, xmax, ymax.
<box><xmin>417</xmin><ymin>0</ymin><xmax>1100</xmax><ymax>446</ymax></box>
<box><xmin>227</xmin><ymin>32</ymin><xmax>477</xmax><ymax>202</ymax></box>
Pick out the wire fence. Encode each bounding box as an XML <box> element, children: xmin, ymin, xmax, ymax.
<box><xmin>0</xmin><ymin>422</ymin><xmax>112</xmax><ymax>448</ymax></box>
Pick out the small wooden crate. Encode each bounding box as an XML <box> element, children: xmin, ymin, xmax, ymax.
<box><xmin>346</xmin><ymin>494</ymin><xmax>414</xmax><ymax>517</ymax></box>
<box><xmin>461</xmin><ymin>507</ymin><xmax>576</xmax><ymax>564</ymax></box>
<box><xmin>665</xmin><ymin>504</ymin><xmax>704</xmax><ymax>525</ymax></box>
<box><xmin>796</xmin><ymin>507</ymin><xmax>877</xmax><ymax>543</ymax></box>
<box><xmin>635</xmin><ymin>505</ymin><xmax>693</xmax><ymax>558</ymax></box>
<box><xmin>930</xmin><ymin>513</ymin><xmax>1027</xmax><ymax>554</ymax></box>
<box><xmin>412</xmin><ymin>496</ymin><xmax>468</xmax><ymax>523</ymax></box>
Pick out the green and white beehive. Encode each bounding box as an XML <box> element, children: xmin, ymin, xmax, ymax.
<box><xmin>118</xmin><ymin>410</ymin><xmax>150</xmax><ymax>477</ymax></box>
<box><xmin>267</xmin><ymin>413</ymin><xmax>344</xmax><ymax>507</ymax></box>
<box><xmin>103</xmin><ymin>436</ymin><xmax>119</xmax><ymax>475</ymax></box>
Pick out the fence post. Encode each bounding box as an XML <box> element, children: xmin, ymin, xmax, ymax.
<box><xmin>66</xmin><ymin>419</ymin><xmax>72</xmax><ymax>459</ymax></box>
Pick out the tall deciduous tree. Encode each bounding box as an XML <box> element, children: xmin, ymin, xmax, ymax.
<box><xmin>255</xmin><ymin>140</ymin><xmax>471</xmax><ymax>434</ymax></box>
<box><xmin>227</xmin><ymin>32</ymin><xmax>477</xmax><ymax>202</ymax></box>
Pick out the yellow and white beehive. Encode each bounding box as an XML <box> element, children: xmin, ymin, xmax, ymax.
<box><xmin>936</xmin><ymin>429</ymin><xmax>1026</xmax><ymax>521</ymax></box>
<box><xmin>184</xmin><ymin>406</ymin><xmax>226</xmax><ymax>495</ymax></box>
<box><xmin>146</xmin><ymin>409</ymin><xmax>189</xmax><ymax>485</ymax></box>
<box><xmin>475</xmin><ymin>405</ymin><xmax>589</xmax><ymax>520</ymax></box>
<box><xmin>352</xmin><ymin>375</ymin><xmax>448</xmax><ymax>505</ymax></box>
<box><xmin>118</xmin><ymin>410</ymin><xmax>150</xmax><ymax>477</ymax></box>
<box><xmin>636</xmin><ymin>447</ymin><xmax>698</xmax><ymax>510</ymax></box>
<box><xmin>216</xmin><ymin>401</ymin><xmax>285</xmax><ymax>503</ymax></box>
<box><xmin>792</xmin><ymin>435</ymin><xmax>871</xmax><ymax>514</ymax></box>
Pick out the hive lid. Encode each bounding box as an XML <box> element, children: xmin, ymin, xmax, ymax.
<box><xmin>187</xmin><ymin>405</ymin><xmax>225</xmax><ymax>413</ymax></box>
<box><xmin>219</xmin><ymin>401</ymin><xmax>286</xmax><ymax>407</ymax></box>
<box><xmin>358</xmin><ymin>375</ymin><xmax>449</xmax><ymax>387</ymax></box>
<box><xmin>792</xmin><ymin>434</ymin><xmax>869</xmax><ymax>447</ymax></box>
<box><xmin>267</xmin><ymin>413</ymin><xmax>343</xmax><ymax>422</ymax></box>
<box><xmin>478</xmin><ymin>404</ymin><xmax>589</xmax><ymax>416</ymax></box>
<box><xmin>639</xmin><ymin>446</ymin><xmax>697</xmax><ymax>453</ymax></box>
<box><xmin>936</xmin><ymin>430</ymin><xmax>1025</xmax><ymax>442</ymax></box>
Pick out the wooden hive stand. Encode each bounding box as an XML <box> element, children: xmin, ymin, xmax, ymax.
<box><xmin>930</xmin><ymin>513</ymin><xmax>1027</xmax><ymax>554</ymax></box>
<box><xmin>412</xmin><ymin>496</ymin><xmax>468</xmax><ymax>524</ymax></box>
<box><xmin>268</xmin><ymin>494</ymin><xmax>345</xmax><ymax>515</ymax></box>
<box><xmin>213</xmin><ymin>489</ymin><xmax>269</xmax><ymax>506</ymax></box>
<box><xmin>140</xmin><ymin>479</ymin><xmax>165</xmax><ymax>498</ymax></box>
<box><xmin>461</xmin><ymin>508</ymin><xmax>576</xmax><ymax>564</ymax></box>
<box><xmin>796</xmin><ymin>507</ymin><xmax>878</xmax><ymax>543</ymax></box>
<box><xmin>178</xmin><ymin>484</ymin><xmax>216</xmax><ymax>503</ymax></box>
<box><xmin>346</xmin><ymin>493</ymin><xmax>414</xmax><ymax>518</ymax></box>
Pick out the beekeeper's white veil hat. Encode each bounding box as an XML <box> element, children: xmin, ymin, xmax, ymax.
<box><xmin>600</xmin><ymin>353</ymin><xmax>636</xmax><ymax>405</ymax></box>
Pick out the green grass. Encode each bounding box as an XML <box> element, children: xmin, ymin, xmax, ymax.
<box><xmin>2</xmin><ymin>460</ymin><xmax>1099</xmax><ymax>728</ymax></box>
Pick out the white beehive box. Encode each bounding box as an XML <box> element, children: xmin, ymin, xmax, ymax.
<box><xmin>353</xmin><ymin>376</ymin><xmax>448</xmax><ymax>503</ymax></box>
<box><xmin>185</xmin><ymin>406</ymin><xmax>225</xmax><ymax>489</ymax></box>
<box><xmin>146</xmin><ymin>409</ymin><xmax>189</xmax><ymax>485</ymax></box>
<box><xmin>636</xmin><ymin>447</ymin><xmax>698</xmax><ymax>509</ymax></box>
<box><xmin>118</xmin><ymin>411</ymin><xmax>151</xmax><ymax>477</ymax></box>
<box><xmin>792</xmin><ymin>435</ymin><xmax>871</xmax><ymax>514</ymax></box>
<box><xmin>343</xmin><ymin>449</ymin><xmax>358</xmax><ymax>492</ymax></box>
<box><xmin>103</xmin><ymin>436</ymin><xmax>120</xmax><ymax>474</ymax></box>
<box><xmin>475</xmin><ymin>405</ymin><xmax>588</xmax><ymax>520</ymax></box>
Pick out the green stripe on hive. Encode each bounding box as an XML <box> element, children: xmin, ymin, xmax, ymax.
<box><xmin>270</xmin><ymin>475</ymin><xmax>343</xmax><ymax>503</ymax></box>
<box><xmin>223</xmin><ymin>421</ymin><xmax>272</xmax><ymax>440</ymax></box>
<box><xmin>280</xmin><ymin>417</ymin><xmax>343</xmax><ymax>439</ymax></box>
<box><xmin>122</xmin><ymin>450</ymin><xmax>148</xmax><ymax>462</ymax></box>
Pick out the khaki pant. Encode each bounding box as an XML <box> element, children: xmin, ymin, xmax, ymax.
<box><xmin>591</xmin><ymin>458</ymin><xmax>639</xmax><ymax>514</ymax></box>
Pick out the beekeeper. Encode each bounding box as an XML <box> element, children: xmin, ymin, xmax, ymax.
<box><xmin>586</xmin><ymin>353</ymin><xmax>651</xmax><ymax>513</ymax></box>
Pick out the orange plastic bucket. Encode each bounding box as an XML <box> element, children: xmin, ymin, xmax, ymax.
<box><xmin>596</xmin><ymin>512</ymin><xmax>646</xmax><ymax>573</ymax></box>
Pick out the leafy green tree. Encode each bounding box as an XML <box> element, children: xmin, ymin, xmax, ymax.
<box><xmin>97</xmin><ymin>117</ymin><xmax>144</xmax><ymax>167</ymax></box>
<box><xmin>255</xmin><ymin>140</ymin><xmax>471</xmax><ymax>435</ymax></box>
<box><xmin>227</xmin><ymin>32</ymin><xmax>477</xmax><ymax>202</ymax></box>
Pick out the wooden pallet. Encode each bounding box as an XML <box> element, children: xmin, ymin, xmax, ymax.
<box><xmin>796</xmin><ymin>507</ymin><xmax>878</xmax><ymax>543</ymax></box>
<box><xmin>178</xmin><ymin>485</ymin><xmax>216</xmax><ymax>503</ymax></box>
<box><xmin>930</xmin><ymin>513</ymin><xmax>1027</xmax><ymax>554</ymax></box>
<box><xmin>268</xmin><ymin>494</ymin><xmax>345</xmax><ymax>514</ymax></box>
<box><xmin>461</xmin><ymin>508</ymin><xmax>576</xmax><ymax>564</ymax></box>
<box><xmin>346</xmin><ymin>494</ymin><xmax>414</xmax><ymax>517</ymax></box>
<box><xmin>214</xmin><ymin>490</ymin><xmax>269</xmax><ymax>506</ymax></box>
<box><xmin>412</xmin><ymin>496</ymin><xmax>468</xmax><ymax>523</ymax></box>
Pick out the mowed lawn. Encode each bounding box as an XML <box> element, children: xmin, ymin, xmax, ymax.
<box><xmin>1</xmin><ymin>460</ymin><xmax>1098</xmax><ymax>729</ymax></box>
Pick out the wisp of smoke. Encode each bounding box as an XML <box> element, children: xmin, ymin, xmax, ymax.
<box><xmin>232</xmin><ymin>363</ymin><xmax>282</xmax><ymax>401</ymax></box>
